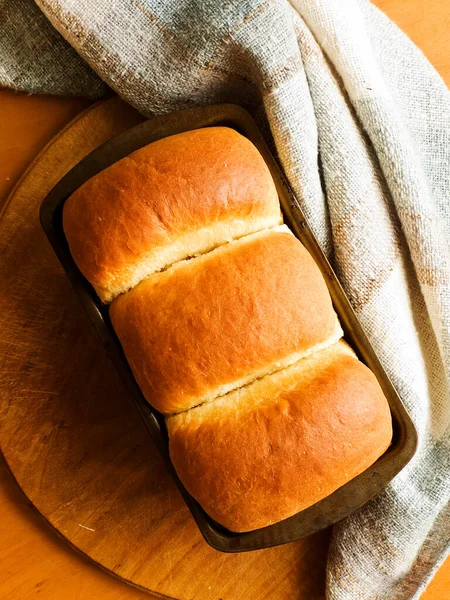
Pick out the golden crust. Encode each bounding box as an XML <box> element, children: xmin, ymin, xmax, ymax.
<box><xmin>109</xmin><ymin>229</ymin><xmax>341</xmax><ymax>414</ymax></box>
<box><xmin>63</xmin><ymin>126</ymin><xmax>281</xmax><ymax>302</ymax></box>
<box><xmin>167</xmin><ymin>340</ymin><xmax>393</xmax><ymax>532</ymax></box>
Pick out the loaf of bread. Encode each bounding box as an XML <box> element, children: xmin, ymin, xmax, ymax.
<box><xmin>63</xmin><ymin>127</ymin><xmax>281</xmax><ymax>302</ymax></box>
<box><xmin>64</xmin><ymin>126</ymin><xmax>393</xmax><ymax>532</ymax></box>
<box><xmin>167</xmin><ymin>341</ymin><xmax>392</xmax><ymax>532</ymax></box>
<box><xmin>109</xmin><ymin>227</ymin><xmax>342</xmax><ymax>414</ymax></box>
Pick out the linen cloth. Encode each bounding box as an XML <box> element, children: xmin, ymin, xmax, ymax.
<box><xmin>1</xmin><ymin>1</ymin><xmax>450</xmax><ymax>598</ymax></box>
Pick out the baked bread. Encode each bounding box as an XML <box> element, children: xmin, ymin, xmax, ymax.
<box><xmin>109</xmin><ymin>227</ymin><xmax>342</xmax><ymax>414</ymax></box>
<box><xmin>167</xmin><ymin>340</ymin><xmax>393</xmax><ymax>532</ymax></box>
<box><xmin>64</xmin><ymin>125</ymin><xmax>393</xmax><ymax>533</ymax></box>
<box><xmin>63</xmin><ymin>126</ymin><xmax>281</xmax><ymax>302</ymax></box>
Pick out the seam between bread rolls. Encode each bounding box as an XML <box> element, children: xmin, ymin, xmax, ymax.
<box><xmin>166</xmin><ymin>339</ymin><xmax>357</xmax><ymax>423</ymax></box>
<box><xmin>113</xmin><ymin>223</ymin><xmax>290</xmax><ymax>284</ymax></box>
<box><xmin>166</xmin><ymin>327</ymin><xmax>344</xmax><ymax>417</ymax></box>
<box><xmin>96</xmin><ymin>213</ymin><xmax>283</xmax><ymax>302</ymax></box>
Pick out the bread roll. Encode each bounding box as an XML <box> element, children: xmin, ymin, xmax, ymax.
<box><xmin>110</xmin><ymin>227</ymin><xmax>342</xmax><ymax>414</ymax></box>
<box><xmin>167</xmin><ymin>340</ymin><xmax>393</xmax><ymax>532</ymax></box>
<box><xmin>63</xmin><ymin>127</ymin><xmax>281</xmax><ymax>302</ymax></box>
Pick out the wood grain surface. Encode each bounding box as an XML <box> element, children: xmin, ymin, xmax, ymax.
<box><xmin>0</xmin><ymin>1</ymin><xmax>450</xmax><ymax>598</ymax></box>
<box><xmin>0</xmin><ymin>92</ymin><xmax>91</xmax><ymax>204</ymax></box>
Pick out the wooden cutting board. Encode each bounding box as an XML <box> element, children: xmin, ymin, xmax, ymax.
<box><xmin>0</xmin><ymin>96</ymin><xmax>329</xmax><ymax>600</ymax></box>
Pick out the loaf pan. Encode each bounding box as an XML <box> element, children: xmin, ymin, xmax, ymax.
<box><xmin>40</xmin><ymin>103</ymin><xmax>417</xmax><ymax>553</ymax></box>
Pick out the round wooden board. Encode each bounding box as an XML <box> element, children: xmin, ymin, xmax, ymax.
<box><xmin>0</xmin><ymin>97</ymin><xmax>329</xmax><ymax>600</ymax></box>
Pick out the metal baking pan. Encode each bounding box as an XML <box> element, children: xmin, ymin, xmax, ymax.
<box><xmin>40</xmin><ymin>103</ymin><xmax>417</xmax><ymax>553</ymax></box>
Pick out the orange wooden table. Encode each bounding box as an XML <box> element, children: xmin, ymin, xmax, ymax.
<box><xmin>1</xmin><ymin>1</ymin><xmax>449</xmax><ymax>598</ymax></box>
